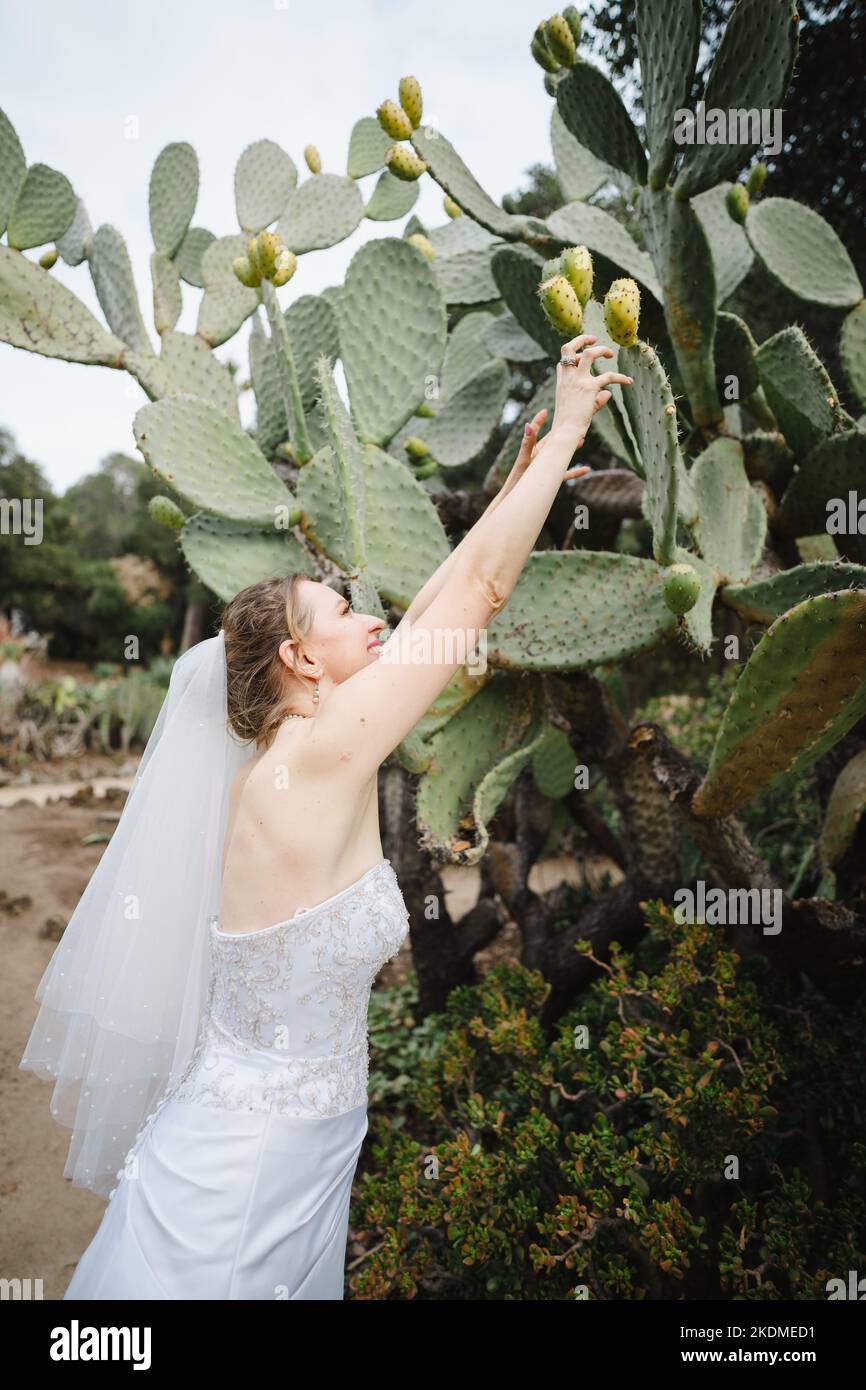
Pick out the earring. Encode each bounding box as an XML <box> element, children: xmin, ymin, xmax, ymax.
<box><xmin>313</xmin><ymin>681</ymin><xmax>320</xmax><ymax>704</ymax></box>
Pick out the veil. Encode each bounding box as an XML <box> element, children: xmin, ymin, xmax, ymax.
<box><xmin>18</xmin><ymin>628</ymin><xmax>255</xmax><ymax>1200</ymax></box>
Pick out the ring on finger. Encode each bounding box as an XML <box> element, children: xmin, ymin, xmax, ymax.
<box><xmin>560</xmin><ymin>351</ymin><xmax>580</xmax><ymax>366</ymax></box>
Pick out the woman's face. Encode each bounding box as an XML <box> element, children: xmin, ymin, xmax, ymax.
<box><xmin>281</xmin><ymin>579</ymin><xmax>386</xmax><ymax>687</ymax></box>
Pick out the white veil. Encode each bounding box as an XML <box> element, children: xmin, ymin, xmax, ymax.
<box><xmin>18</xmin><ymin>628</ymin><xmax>255</xmax><ymax>1200</ymax></box>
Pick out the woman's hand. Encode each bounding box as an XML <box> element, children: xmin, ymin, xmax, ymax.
<box><xmin>498</xmin><ymin>402</ymin><xmax>590</xmax><ymax>503</ymax></box>
<box><xmin>549</xmin><ymin>334</ymin><xmax>633</xmax><ymax>451</ymax></box>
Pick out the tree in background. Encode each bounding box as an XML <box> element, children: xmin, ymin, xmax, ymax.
<box><xmin>0</xmin><ymin>428</ymin><xmax>191</xmax><ymax>662</ymax></box>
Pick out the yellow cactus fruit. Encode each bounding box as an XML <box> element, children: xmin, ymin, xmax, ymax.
<box><xmin>377</xmin><ymin>98</ymin><xmax>413</xmax><ymax>141</ymax></box>
<box><xmin>252</xmin><ymin>231</ymin><xmax>284</xmax><ymax>279</ymax></box>
<box><xmin>39</xmin><ymin>247</ymin><xmax>58</xmax><ymax>270</ymax></box>
<box><xmin>384</xmin><ymin>144</ymin><xmax>427</xmax><ymax>181</ymax></box>
<box><xmin>603</xmin><ymin>277</ymin><xmax>641</xmax><ymax>347</ymax></box>
<box><xmin>304</xmin><ymin>144</ymin><xmax>322</xmax><ymax>175</ymax></box>
<box><xmin>560</xmin><ymin>245</ymin><xmax>593</xmax><ymax>306</ymax></box>
<box><xmin>545</xmin><ymin>14</ymin><xmax>577</xmax><ymax>67</ymax></box>
<box><xmin>398</xmin><ymin>76</ymin><xmax>423</xmax><ymax>129</ymax></box>
<box><xmin>407</xmin><ymin>232</ymin><xmax>435</xmax><ymax>261</ymax></box>
<box><xmin>233</xmin><ymin>255</ymin><xmax>260</xmax><ymax>288</ymax></box>
<box><xmin>538</xmin><ymin>274</ymin><xmax>584</xmax><ymax>336</ymax></box>
<box><xmin>271</xmin><ymin>248</ymin><xmax>297</xmax><ymax>287</ymax></box>
<box><xmin>443</xmin><ymin>194</ymin><xmax>462</xmax><ymax>219</ymax></box>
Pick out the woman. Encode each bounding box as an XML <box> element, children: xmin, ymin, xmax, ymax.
<box><xmin>21</xmin><ymin>336</ymin><xmax>631</xmax><ymax>1299</ymax></box>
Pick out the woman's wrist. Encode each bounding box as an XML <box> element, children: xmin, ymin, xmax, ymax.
<box><xmin>543</xmin><ymin>424</ymin><xmax>585</xmax><ymax>460</ymax></box>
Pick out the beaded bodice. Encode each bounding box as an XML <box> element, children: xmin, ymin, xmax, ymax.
<box><xmin>120</xmin><ymin>859</ymin><xmax>409</xmax><ymax>1174</ymax></box>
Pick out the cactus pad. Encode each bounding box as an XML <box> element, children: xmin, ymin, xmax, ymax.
<box><xmin>134</xmin><ymin>394</ymin><xmax>293</xmax><ymax>524</ymax></box>
<box><xmin>722</xmin><ymin>560</ymin><xmax>866</xmax><ymax>625</ymax></box>
<box><xmin>0</xmin><ymin>243</ymin><xmax>126</xmax><ymax>365</ymax></box>
<box><xmin>691</xmin><ymin>588</ymin><xmax>866</xmax><ymax>818</ymax></box>
<box><xmin>486</xmin><ymin>550</ymin><xmax>678</xmax><ymax>670</ymax></box>
<box><xmin>746</xmin><ymin>198</ymin><xmax>863</xmax><ymax>309</ymax></box>
<box><xmin>234</xmin><ymin>139</ymin><xmax>297</xmax><ymax>234</ymax></box>
<box><xmin>336</xmin><ymin>236</ymin><xmax>447</xmax><ymax>445</ymax></box>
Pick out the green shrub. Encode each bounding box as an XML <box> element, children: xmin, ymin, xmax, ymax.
<box><xmin>352</xmin><ymin>902</ymin><xmax>866</xmax><ymax>1299</ymax></box>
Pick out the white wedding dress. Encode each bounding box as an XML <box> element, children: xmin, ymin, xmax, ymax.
<box><xmin>62</xmin><ymin>857</ymin><xmax>410</xmax><ymax>1301</ymax></box>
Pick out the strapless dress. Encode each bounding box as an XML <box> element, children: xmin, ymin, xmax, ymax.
<box><xmin>62</xmin><ymin>857</ymin><xmax>410</xmax><ymax>1300</ymax></box>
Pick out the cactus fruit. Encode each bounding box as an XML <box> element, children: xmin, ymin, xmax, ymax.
<box><xmin>377</xmin><ymin>99</ymin><xmax>414</xmax><ymax>142</ymax></box>
<box><xmin>415</xmin><ymin>402</ymin><xmax>435</xmax><ymax>418</ymax></box>
<box><xmin>149</xmin><ymin>494</ymin><xmax>185</xmax><ymax>529</ymax></box>
<box><xmin>384</xmin><ymin>144</ymin><xmax>427</xmax><ymax>181</ymax></box>
<box><xmin>561</xmin><ymin>245</ymin><xmax>593</xmax><ymax>306</ymax></box>
<box><xmin>38</xmin><ymin>247</ymin><xmax>58</xmax><ymax>270</ymax></box>
<box><xmin>252</xmin><ymin>231</ymin><xmax>283</xmax><ymax>279</ymax></box>
<box><xmin>405</xmin><ymin>436</ymin><xmax>430</xmax><ymax>459</ymax></box>
<box><xmin>531</xmin><ymin>22</ymin><xmax>561</xmax><ymax>73</ymax></box>
<box><xmin>443</xmin><ymin>194</ymin><xmax>462</xmax><ymax>219</ymax></box>
<box><xmin>413</xmin><ymin>457</ymin><xmax>438</xmax><ymax>479</ymax></box>
<box><xmin>539</xmin><ymin>274</ymin><xmax>584</xmax><ymax>336</ymax></box>
<box><xmin>304</xmin><ymin>144</ymin><xmax>321</xmax><ymax>175</ymax></box>
<box><xmin>562</xmin><ymin>4</ymin><xmax>582</xmax><ymax>45</ymax></box>
<box><xmin>746</xmin><ymin>162</ymin><xmax>767</xmax><ymax>198</ymax></box>
<box><xmin>545</xmin><ymin>14</ymin><xmax>577</xmax><ymax>67</ymax></box>
<box><xmin>271</xmin><ymin>247</ymin><xmax>297</xmax><ymax>287</ymax></box>
<box><xmin>662</xmin><ymin>562</ymin><xmax>701</xmax><ymax>615</ymax></box>
<box><xmin>398</xmin><ymin>75</ymin><xmax>423</xmax><ymax>129</ymax></box>
<box><xmin>407</xmin><ymin>233</ymin><xmax>435</xmax><ymax>261</ymax></box>
<box><xmin>232</xmin><ymin>254</ymin><xmax>260</xmax><ymax>288</ymax></box>
<box><xmin>726</xmin><ymin>183</ymin><xmax>750</xmax><ymax>225</ymax></box>
<box><xmin>603</xmin><ymin>278</ymin><xmax>641</xmax><ymax>347</ymax></box>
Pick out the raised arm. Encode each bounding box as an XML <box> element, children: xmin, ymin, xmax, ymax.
<box><xmin>304</xmin><ymin>338</ymin><xmax>632</xmax><ymax>782</ymax></box>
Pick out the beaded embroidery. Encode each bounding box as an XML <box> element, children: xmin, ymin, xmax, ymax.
<box><xmin>115</xmin><ymin>859</ymin><xmax>409</xmax><ymax>1187</ymax></box>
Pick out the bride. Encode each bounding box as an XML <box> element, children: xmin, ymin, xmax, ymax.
<box><xmin>19</xmin><ymin>337</ymin><xmax>630</xmax><ymax>1299</ymax></box>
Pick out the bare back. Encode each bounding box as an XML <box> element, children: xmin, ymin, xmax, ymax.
<box><xmin>217</xmin><ymin>719</ymin><xmax>382</xmax><ymax>934</ymax></box>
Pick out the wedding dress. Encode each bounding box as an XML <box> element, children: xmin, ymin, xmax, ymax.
<box><xmin>62</xmin><ymin>856</ymin><xmax>410</xmax><ymax>1301</ymax></box>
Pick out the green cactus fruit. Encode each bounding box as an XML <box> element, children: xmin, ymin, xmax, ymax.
<box><xmin>561</xmin><ymin>245</ymin><xmax>593</xmax><ymax>306</ymax></box>
<box><xmin>542</xmin><ymin>255</ymin><xmax>563</xmax><ymax>280</ymax></box>
<box><xmin>603</xmin><ymin>278</ymin><xmax>640</xmax><ymax>347</ymax></box>
<box><xmin>662</xmin><ymin>562</ymin><xmax>701</xmax><ymax>615</ymax></box>
<box><xmin>415</xmin><ymin>402</ymin><xmax>435</xmax><ymax>418</ymax></box>
<box><xmin>271</xmin><ymin>248</ymin><xmax>297</xmax><ymax>287</ymax></box>
<box><xmin>562</xmin><ymin>4</ymin><xmax>582</xmax><ymax>45</ymax></box>
<box><xmin>545</xmin><ymin>14</ymin><xmax>577</xmax><ymax>67</ymax></box>
<box><xmin>413</xmin><ymin>457</ymin><xmax>438</xmax><ymax>479</ymax></box>
<box><xmin>304</xmin><ymin>144</ymin><xmax>321</xmax><ymax>175</ymax></box>
<box><xmin>149</xmin><ymin>494</ymin><xmax>185</xmax><ymax>529</ymax></box>
<box><xmin>384</xmin><ymin>144</ymin><xmax>427</xmax><ymax>181</ymax></box>
<box><xmin>726</xmin><ymin>183</ymin><xmax>750</xmax><ymax>225</ymax></box>
<box><xmin>531</xmin><ymin>22</ymin><xmax>561</xmax><ymax>73</ymax></box>
<box><xmin>377</xmin><ymin>99</ymin><xmax>414</xmax><ymax>142</ymax></box>
<box><xmin>443</xmin><ymin>194</ymin><xmax>462</xmax><ymax>219</ymax></box>
<box><xmin>407</xmin><ymin>232</ymin><xmax>435</xmax><ymax>261</ymax></box>
<box><xmin>538</xmin><ymin>275</ymin><xmax>584</xmax><ymax>336</ymax></box>
<box><xmin>746</xmin><ymin>162</ymin><xmax>767</xmax><ymax>198</ymax></box>
<box><xmin>253</xmin><ymin>230</ymin><xmax>284</xmax><ymax>279</ymax></box>
<box><xmin>398</xmin><ymin>75</ymin><xmax>423</xmax><ymax>129</ymax></box>
<box><xmin>232</xmin><ymin>255</ymin><xmax>260</xmax><ymax>288</ymax></box>
<box><xmin>38</xmin><ymin>247</ymin><xmax>58</xmax><ymax>270</ymax></box>
<box><xmin>404</xmin><ymin>436</ymin><xmax>431</xmax><ymax>459</ymax></box>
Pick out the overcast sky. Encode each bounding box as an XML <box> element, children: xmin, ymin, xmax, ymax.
<box><xmin>1</xmin><ymin>0</ymin><xmax>576</xmax><ymax>493</ymax></box>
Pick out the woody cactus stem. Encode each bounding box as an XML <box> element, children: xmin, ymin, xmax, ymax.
<box><xmin>260</xmin><ymin>278</ymin><xmax>313</xmax><ymax>465</ymax></box>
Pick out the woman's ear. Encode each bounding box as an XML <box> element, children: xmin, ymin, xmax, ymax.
<box><xmin>278</xmin><ymin>637</ymin><xmax>297</xmax><ymax>673</ymax></box>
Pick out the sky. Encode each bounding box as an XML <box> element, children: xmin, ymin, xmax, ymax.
<box><xmin>0</xmin><ymin>0</ymin><xmax>574</xmax><ymax>493</ymax></box>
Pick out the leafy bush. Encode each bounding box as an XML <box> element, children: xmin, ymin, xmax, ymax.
<box><xmin>352</xmin><ymin>902</ymin><xmax>866</xmax><ymax>1299</ymax></box>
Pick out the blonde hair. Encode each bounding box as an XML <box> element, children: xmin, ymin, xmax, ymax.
<box><xmin>220</xmin><ymin>572</ymin><xmax>318</xmax><ymax>751</ymax></box>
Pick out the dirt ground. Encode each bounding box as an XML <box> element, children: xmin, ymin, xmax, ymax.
<box><xmin>1</xmin><ymin>760</ymin><xmax>617</xmax><ymax>1299</ymax></box>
